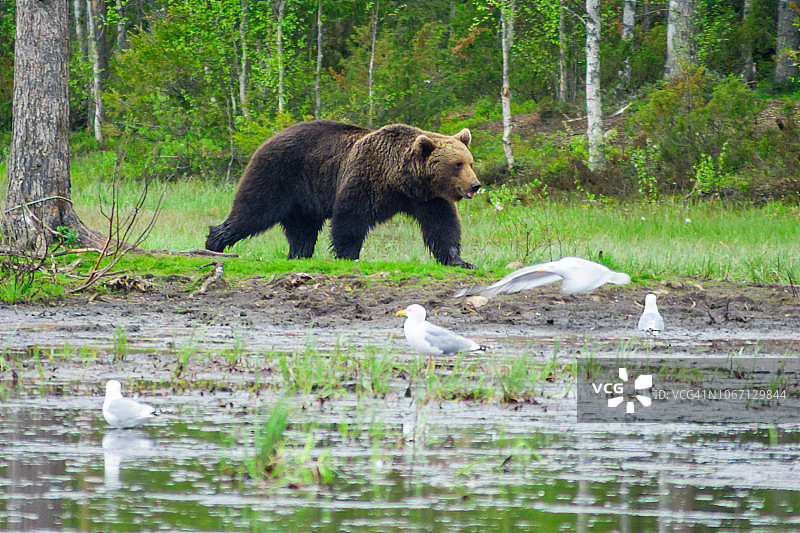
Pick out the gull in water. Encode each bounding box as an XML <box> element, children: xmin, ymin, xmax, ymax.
<box><xmin>396</xmin><ymin>304</ymin><xmax>482</xmax><ymax>355</ymax></box>
<box><xmin>637</xmin><ymin>293</ymin><xmax>664</xmax><ymax>335</ymax></box>
<box><xmin>455</xmin><ymin>256</ymin><xmax>631</xmax><ymax>297</ymax></box>
<box><xmin>103</xmin><ymin>379</ymin><xmax>156</xmax><ymax>429</ymax></box>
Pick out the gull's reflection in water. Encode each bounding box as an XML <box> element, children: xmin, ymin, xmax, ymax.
<box><xmin>102</xmin><ymin>429</ymin><xmax>155</xmax><ymax>489</ymax></box>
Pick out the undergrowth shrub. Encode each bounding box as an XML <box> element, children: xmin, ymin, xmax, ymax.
<box><xmin>628</xmin><ymin>66</ymin><xmax>765</xmax><ymax>190</ymax></box>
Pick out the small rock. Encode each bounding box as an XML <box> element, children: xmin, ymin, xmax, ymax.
<box><xmin>661</xmin><ymin>280</ymin><xmax>684</xmax><ymax>289</ymax></box>
<box><xmin>465</xmin><ymin>295</ymin><xmax>489</xmax><ymax>308</ymax></box>
<box><xmin>692</xmin><ymin>283</ymin><xmax>704</xmax><ymax>291</ymax></box>
<box><xmin>505</xmin><ymin>261</ymin><xmax>525</xmax><ymax>270</ymax></box>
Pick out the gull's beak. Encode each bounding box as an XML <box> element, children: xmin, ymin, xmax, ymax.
<box><xmin>396</xmin><ymin>309</ymin><xmax>407</xmax><ymax>317</ymax></box>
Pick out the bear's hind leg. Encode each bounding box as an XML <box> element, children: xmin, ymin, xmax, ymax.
<box><xmin>330</xmin><ymin>211</ymin><xmax>369</xmax><ymax>260</ymax></box>
<box><xmin>206</xmin><ymin>209</ymin><xmax>284</xmax><ymax>252</ymax></box>
<box><xmin>281</xmin><ymin>214</ymin><xmax>324</xmax><ymax>259</ymax></box>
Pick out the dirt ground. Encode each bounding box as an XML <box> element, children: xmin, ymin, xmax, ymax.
<box><xmin>2</xmin><ymin>271</ymin><xmax>799</xmax><ymax>359</ymax></box>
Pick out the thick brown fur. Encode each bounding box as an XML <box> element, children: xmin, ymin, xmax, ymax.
<box><xmin>206</xmin><ymin>120</ymin><xmax>480</xmax><ymax>268</ymax></box>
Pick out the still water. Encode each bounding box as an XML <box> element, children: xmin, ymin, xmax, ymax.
<box><xmin>2</xmin><ymin>377</ymin><xmax>800</xmax><ymax>531</ymax></box>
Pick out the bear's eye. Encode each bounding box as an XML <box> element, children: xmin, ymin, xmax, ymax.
<box><xmin>454</xmin><ymin>162</ymin><xmax>463</xmax><ymax>171</ymax></box>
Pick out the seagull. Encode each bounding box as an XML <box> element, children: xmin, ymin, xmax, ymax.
<box><xmin>103</xmin><ymin>379</ymin><xmax>156</xmax><ymax>429</ymax></box>
<box><xmin>637</xmin><ymin>293</ymin><xmax>664</xmax><ymax>335</ymax></box>
<box><xmin>396</xmin><ymin>304</ymin><xmax>482</xmax><ymax>355</ymax></box>
<box><xmin>454</xmin><ymin>256</ymin><xmax>631</xmax><ymax>297</ymax></box>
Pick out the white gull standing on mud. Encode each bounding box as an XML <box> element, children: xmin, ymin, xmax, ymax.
<box><xmin>637</xmin><ymin>293</ymin><xmax>664</xmax><ymax>335</ymax></box>
<box><xmin>103</xmin><ymin>379</ymin><xmax>156</xmax><ymax>428</ymax></box>
<box><xmin>396</xmin><ymin>304</ymin><xmax>482</xmax><ymax>355</ymax></box>
<box><xmin>454</xmin><ymin>256</ymin><xmax>631</xmax><ymax>297</ymax></box>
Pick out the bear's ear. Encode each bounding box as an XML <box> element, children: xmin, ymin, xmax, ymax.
<box><xmin>412</xmin><ymin>135</ymin><xmax>436</xmax><ymax>159</ymax></box>
<box><xmin>454</xmin><ymin>128</ymin><xmax>471</xmax><ymax>148</ymax></box>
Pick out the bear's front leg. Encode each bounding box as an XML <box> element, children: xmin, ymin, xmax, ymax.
<box><xmin>413</xmin><ymin>199</ymin><xmax>475</xmax><ymax>269</ymax></box>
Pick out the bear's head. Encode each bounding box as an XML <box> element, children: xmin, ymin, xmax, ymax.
<box><xmin>412</xmin><ymin>128</ymin><xmax>481</xmax><ymax>202</ymax></box>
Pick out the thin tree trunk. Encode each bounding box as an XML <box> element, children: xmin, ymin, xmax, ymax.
<box><xmin>239</xmin><ymin>0</ymin><xmax>250</xmax><ymax>118</ymax></box>
<box><xmin>272</xmin><ymin>0</ymin><xmax>287</xmax><ymax>113</ymax></box>
<box><xmin>500</xmin><ymin>0</ymin><xmax>514</xmax><ymax>170</ymax></box>
<box><xmin>368</xmin><ymin>0</ymin><xmax>379</xmax><ymax>128</ymax></box>
<box><xmin>741</xmin><ymin>0</ymin><xmax>756</xmax><ymax>83</ymax></box>
<box><xmin>3</xmin><ymin>0</ymin><xmax>96</xmax><ymax>250</ymax></box>
<box><xmin>585</xmin><ymin>0</ymin><xmax>604</xmax><ymax>171</ymax></box>
<box><xmin>775</xmin><ymin>0</ymin><xmax>799</xmax><ymax>86</ymax></box>
<box><xmin>558</xmin><ymin>0</ymin><xmax>567</xmax><ymax>102</ymax></box>
<box><xmin>74</xmin><ymin>0</ymin><xmax>85</xmax><ymax>54</ymax></box>
<box><xmin>314</xmin><ymin>0</ymin><xmax>322</xmax><ymax>119</ymax></box>
<box><xmin>87</xmin><ymin>0</ymin><xmax>105</xmax><ymax>142</ymax></box>
<box><xmin>618</xmin><ymin>0</ymin><xmax>635</xmax><ymax>91</ymax></box>
<box><xmin>449</xmin><ymin>1</ymin><xmax>456</xmax><ymax>41</ymax></box>
<box><xmin>116</xmin><ymin>0</ymin><xmax>127</xmax><ymax>50</ymax></box>
<box><xmin>664</xmin><ymin>0</ymin><xmax>694</xmax><ymax>79</ymax></box>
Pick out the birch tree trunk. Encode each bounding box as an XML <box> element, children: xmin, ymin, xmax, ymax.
<box><xmin>500</xmin><ymin>0</ymin><xmax>515</xmax><ymax>170</ymax></box>
<box><xmin>74</xmin><ymin>0</ymin><xmax>85</xmax><ymax>55</ymax></box>
<box><xmin>87</xmin><ymin>0</ymin><xmax>106</xmax><ymax>142</ymax></box>
<box><xmin>585</xmin><ymin>0</ymin><xmax>604</xmax><ymax>171</ymax></box>
<box><xmin>741</xmin><ymin>0</ymin><xmax>756</xmax><ymax>83</ymax></box>
<box><xmin>315</xmin><ymin>0</ymin><xmax>323</xmax><ymax>119</ymax></box>
<box><xmin>618</xmin><ymin>0</ymin><xmax>635</xmax><ymax>91</ymax></box>
<box><xmin>239</xmin><ymin>0</ymin><xmax>250</xmax><ymax>118</ymax></box>
<box><xmin>270</xmin><ymin>0</ymin><xmax>287</xmax><ymax>113</ymax></box>
<box><xmin>558</xmin><ymin>0</ymin><xmax>567</xmax><ymax>102</ymax></box>
<box><xmin>3</xmin><ymin>0</ymin><xmax>97</xmax><ymax>250</ymax></box>
<box><xmin>664</xmin><ymin>0</ymin><xmax>694</xmax><ymax>78</ymax></box>
<box><xmin>116</xmin><ymin>0</ymin><xmax>127</xmax><ymax>50</ymax></box>
<box><xmin>368</xmin><ymin>0</ymin><xmax>379</xmax><ymax>128</ymax></box>
<box><xmin>774</xmin><ymin>0</ymin><xmax>799</xmax><ymax>86</ymax></box>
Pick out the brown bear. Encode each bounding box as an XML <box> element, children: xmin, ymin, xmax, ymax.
<box><xmin>206</xmin><ymin>120</ymin><xmax>480</xmax><ymax>268</ymax></box>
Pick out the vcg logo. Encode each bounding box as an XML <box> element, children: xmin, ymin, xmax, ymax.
<box><xmin>591</xmin><ymin>367</ymin><xmax>653</xmax><ymax>413</ymax></box>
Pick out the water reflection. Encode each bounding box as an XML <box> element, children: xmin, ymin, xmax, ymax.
<box><xmin>2</xmin><ymin>384</ymin><xmax>800</xmax><ymax>531</ymax></box>
<box><xmin>102</xmin><ymin>430</ymin><xmax>155</xmax><ymax>489</ymax></box>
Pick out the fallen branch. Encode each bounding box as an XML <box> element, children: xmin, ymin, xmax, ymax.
<box><xmin>191</xmin><ymin>261</ymin><xmax>224</xmax><ymax>297</ymax></box>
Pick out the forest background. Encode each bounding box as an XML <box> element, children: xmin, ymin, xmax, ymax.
<box><xmin>0</xmin><ymin>0</ymin><xmax>799</xmax><ymax>202</ymax></box>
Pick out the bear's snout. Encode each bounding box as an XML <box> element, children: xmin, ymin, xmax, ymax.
<box><xmin>459</xmin><ymin>182</ymin><xmax>481</xmax><ymax>199</ymax></box>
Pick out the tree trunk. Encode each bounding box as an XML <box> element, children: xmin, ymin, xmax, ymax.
<box><xmin>239</xmin><ymin>0</ymin><xmax>250</xmax><ymax>118</ymax></box>
<box><xmin>774</xmin><ymin>0</ymin><xmax>799</xmax><ymax>86</ymax></box>
<box><xmin>500</xmin><ymin>0</ymin><xmax>514</xmax><ymax>170</ymax></box>
<box><xmin>3</xmin><ymin>0</ymin><xmax>97</xmax><ymax>251</ymax></box>
<box><xmin>368</xmin><ymin>0</ymin><xmax>379</xmax><ymax>128</ymax></box>
<box><xmin>664</xmin><ymin>0</ymin><xmax>694</xmax><ymax>78</ymax></box>
<box><xmin>558</xmin><ymin>0</ymin><xmax>567</xmax><ymax>102</ymax></box>
<box><xmin>116</xmin><ymin>0</ymin><xmax>127</xmax><ymax>50</ymax></box>
<box><xmin>271</xmin><ymin>0</ymin><xmax>287</xmax><ymax>113</ymax></box>
<box><xmin>618</xmin><ymin>0</ymin><xmax>635</xmax><ymax>91</ymax></box>
<box><xmin>314</xmin><ymin>0</ymin><xmax>322</xmax><ymax>119</ymax></box>
<box><xmin>585</xmin><ymin>0</ymin><xmax>604</xmax><ymax>171</ymax></box>
<box><xmin>87</xmin><ymin>0</ymin><xmax>106</xmax><ymax>142</ymax></box>
<box><xmin>73</xmin><ymin>0</ymin><xmax>85</xmax><ymax>55</ymax></box>
<box><xmin>742</xmin><ymin>0</ymin><xmax>756</xmax><ymax>84</ymax></box>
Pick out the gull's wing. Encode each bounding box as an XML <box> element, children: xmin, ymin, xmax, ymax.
<box><xmin>107</xmin><ymin>398</ymin><xmax>155</xmax><ymax>422</ymax></box>
<box><xmin>456</xmin><ymin>264</ymin><xmax>564</xmax><ymax>297</ymax></box>
<box><xmin>638</xmin><ymin>311</ymin><xmax>664</xmax><ymax>332</ymax></box>
<box><xmin>423</xmin><ymin>324</ymin><xmax>479</xmax><ymax>355</ymax></box>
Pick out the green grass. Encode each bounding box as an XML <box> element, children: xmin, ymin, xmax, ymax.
<box><xmin>2</xmin><ymin>152</ymin><xmax>799</xmax><ymax>287</ymax></box>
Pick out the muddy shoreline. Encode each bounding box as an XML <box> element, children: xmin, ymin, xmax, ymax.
<box><xmin>2</xmin><ymin>272</ymin><xmax>798</xmax><ymax>361</ymax></box>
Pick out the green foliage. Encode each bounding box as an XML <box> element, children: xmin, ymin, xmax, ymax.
<box><xmin>56</xmin><ymin>226</ymin><xmax>80</xmax><ymax>247</ymax></box>
<box><xmin>247</xmin><ymin>400</ymin><xmax>290</xmax><ymax>479</ymax></box>
<box><xmin>630</xmin><ymin>145</ymin><xmax>661</xmax><ymax>202</ymax></box>
<box><xmin>630</xmin><ymin>68</ymin><xmax>766</xmax><ymax>188</ymax></box>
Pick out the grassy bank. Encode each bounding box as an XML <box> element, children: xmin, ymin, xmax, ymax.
<box><xmin>2</xmin><ymin>153</ymin><xmax>800</xmax><ymax>287</ymax></box>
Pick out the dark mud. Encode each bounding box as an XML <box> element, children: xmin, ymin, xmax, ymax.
<box><xmin>2</xmin><ymin>271</ymin><xmax>798</xmax><ymax>355</ymax></box>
